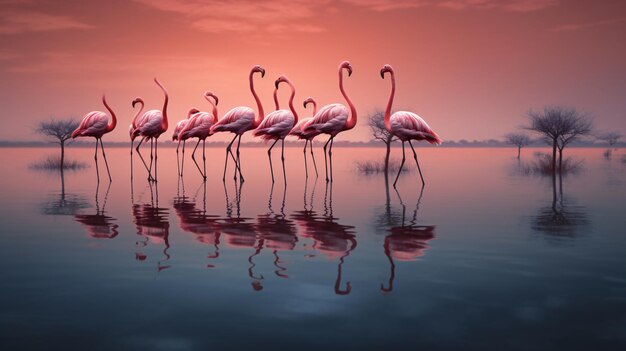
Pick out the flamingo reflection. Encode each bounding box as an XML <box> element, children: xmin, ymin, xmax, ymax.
<box><xmin>292</xmin><ymin>181</ymin><xmax>356</xmax><ymax>295</ymax></box>
<box><xmin>172</xmin><ymin>181</ymin><xmax>221</xmax><ymax>267</ymax></box>
<box><xmin>132</xmin><ymin>183</ymin><xmax>171</xmax><ymax>272</ymax></box>
<box><xmin>74</xmin><ymin>182</ymin><xmax>119</xmax><ymax>239</ymax></box>
<box><xmin>380</xmin><ymin>186</ymin><xmax>435</xmax><ymax>293</ymax></box>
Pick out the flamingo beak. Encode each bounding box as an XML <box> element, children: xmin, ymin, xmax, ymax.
<box><xmin>348</xmin><ymin>68</ymin><xmax>353</xmax><ymax>77</ymax></box>
<box><xmin>261</xmin><ymin>68</ymin><xmax>266</xmax><ymax>78</ymax></box>
<box><xmin>214</xmin><ymin>96</ymin><xmax>219</xmax><ymax>105</ymax></box>
<box><xmin>380</xmin><ymin>69</ymin><xmax>385</xmax><ymax>79</ymax></box>
<box><xmin>275</xmin><ymin>80</ymin><xmax>280</xmax><ymax>89</ymax></box>
<box><xmin>303</xmin><ymin>101</ymin><xmax>307</xmax><ymax>108</ymax></box>
<box><xmin>132</xmin><ymin>100</ymin><xmax>137</xmax><ymax>108</ymax></box>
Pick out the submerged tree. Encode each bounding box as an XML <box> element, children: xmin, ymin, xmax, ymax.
<box><xmin>35</xmin><ymin>117</ymin><xmax>79</xmax><ymax>169</ymax></box>
<box><xmin>368</xmin><ymin>110</ymin><xmax>398</xmax><ymax>174</ymax></box>
<box><xmin>597</xmin><ymin>132</ymin><xmax>622</xmax><ymax>158</ymax></box>
<box><xmin>526</xmin><ymin>106</ymin><xmax>593</xmax><ymax>173</ymax></box>
<box><xmin>505</xmin><ymin>133</ymin><xmax>531</xmax><ymax>158</ymax></box>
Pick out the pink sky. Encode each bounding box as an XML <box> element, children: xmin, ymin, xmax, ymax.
<box><xmin>1</xmin><ymin>0</ymin><xmax>625</xmax><ymax>143</ymax></box>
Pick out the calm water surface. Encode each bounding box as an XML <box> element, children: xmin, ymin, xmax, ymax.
<box><xmin>1</xmin><ymin>146</ymin><xmax>625</xmax><ymax>350</ymax></box>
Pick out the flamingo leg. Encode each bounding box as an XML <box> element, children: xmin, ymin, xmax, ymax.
<box><xmin>303</xmin><ymin>140</ymin><xmax>309</xmax><ymax>179</ymax></box>
<box><xmin>408</xmin><ymin>140</ymin><xmax>425</xmax><ymax>186</ymax></box>
<box><xmin>223</xmin><ymin>134</ymin><xmax>238</xmax><ymax>181</ymax></box>
<box><xmin>281</xmin><ymin>138</ymin><xmax>287</xmax><ymax>185</ymax></box>
<box><xmin>310</xmin><ymin>139</ymin><xmax>319</xmax><ymax>178</ymax></box>
<box><xmin>235</xmin><ymin>134</ymin><xmax>244</xmax><ymax>182</ymax></box>
<box><xmin>393</xmin><ymin>141</ymin><xmax>406</xmax><ymax>188</ymax></box>
<box><xmin>154</xmin><ymin>137</ymin><xmax>158</xmax><ymax>182</ymax></box>
<box><xmin>191</xmin><ymin>139</ymin><xmax>204</xmax><ymax>179</ymax></box>
<box><xmin>329</xmin><ymin>137</ymin><xmax>334</xmax><ymax>182</ymax></box>
<box><xmin>181</xmin><ymin>140</ymin><xmax>186</xmax><ymax>178</ymax></box>
<box><xmin>130</xmin><ymin>140</ymin><xmax>134</xmax><ymax>181</ymax></box>
<box><xmin>136</xmin><ymin>137</ymin><xmax>153</xmax><ymax>181</ymax></box>
<box><xmin>99</xmin><ymin>138</ymin><xmax>112</xmax><ymax>182</ymax></box>
<box><xmin>94</xmin><ymin>139</ymin><xmax>100</xmax><ymax>183</ymax></box>
<box><xmin>267</xmin><ymin>138</ymin><xmax>279</xmax><ymax>183</ymax></box>
<box><xmin>176</xmin><ymin>139</ymin><xmax>181</xmax><ymax>177</ymax></box>
<box><xmin>202</xmin><ymin>139</ymin><xmax>207</xmax><ymax>181</ymax></box>
<box><xmin>147</xmin><ymin>138</ymin><xmax>154</xmax><ymax>181</ymax></box>
<box><xmin>323</xmin><ymin>136</ymin><xmax>332</xmax><ymax>182</ymax></box>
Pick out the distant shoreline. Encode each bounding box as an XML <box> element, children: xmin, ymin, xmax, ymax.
<box><xmin>1</xmin><ymin>140</ymin><xmax>623</xmax><ymax>148</ymax></box>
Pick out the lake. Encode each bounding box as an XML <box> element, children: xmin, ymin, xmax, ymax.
<box><xmin>1</xmin><ymin>146</ymin><xmax>625</xmax><ymax>350</ymax></box>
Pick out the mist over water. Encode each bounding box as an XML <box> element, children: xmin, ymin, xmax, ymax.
<box><xmin>1</xmin><ymin>146</ymin><xmax>625</xmax><ymax>350</ymax></box>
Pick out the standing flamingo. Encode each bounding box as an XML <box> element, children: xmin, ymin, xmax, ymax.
<box><xmin>210</xmin><ymin>65</ymin><xmax>265</xmax><ymax>183</ymax></box>
<box><xmin>131</xmin><ymin>78</ymin><xmax>169</xmax><ymax>182</ymax></box>
<box><xmin>253</xmin><ymin>75</ymin><xmax>298</xmax><ymax>184</ymax></box>
<box><xmin>380</xmin><ymin>64</ymin><xmax>441</xmax><ymax>187</ymax></box>
<box><xmin>71</xmin><ymin>94</ymin><xmax>117</xmax><ymax>182</ymax></box>
<box><xmin>289</xmin><ymin>97</ymin><xmax>320</xmax><ymax>178</ymax></box>
<box><xmin>304</xmin><ymin>61</ymin><xmax>357</xmax><ymax>182</ymax></box>
<box><xmin>129</xmin><ymin>97</ymin><xmax>145</xmax><ymax>180</ymax></box>
<box><xmin>172</xmin><ymin>108</ymin><xmax>201</xmax><ymax>178</ymax></box>
<box><xmin>179</xmin><ymin>92</ymin><xmax>219</xmax><ymax>180</ymax></box>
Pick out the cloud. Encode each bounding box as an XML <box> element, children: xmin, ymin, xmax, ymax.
<box><xmin>0</xmin><ymin>9</ymin><xmax>92</xmax><ymax>34</ymax></box>
<box><xmin>551</xmin><ymin>17</ymin><xmax>626</xmax><ymax>32</ymax></box>
<box><xmin>132</xmin><ymin>0</ymin><xmax>559</xmax><ymax>34</ymax></box>
<box><xmin>438</xmin><ymin>0</ymin><xmax>558</xmax><ymax>12</ymax></box>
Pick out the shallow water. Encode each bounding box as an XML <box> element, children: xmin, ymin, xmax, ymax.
<box><xmin>1</xmin><ymin>146</ymin><xmax>625</xmax><ymax>350</ymax></box>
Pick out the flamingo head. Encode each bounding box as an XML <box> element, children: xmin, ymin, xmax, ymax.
<box><xmin>204</xmin><ymin>91</ymin><xmax>218</xmax><ymax>106</ymax></box>
<box><xmin>274</xmin><ymin>75</ymin><xmax>290</xmax><ymax>89</ymax></box>
<box><xmin>303</xmin><ymin>97</ymin><xmax>315</xmax><ymax>109</ymax></box>
<box><xmin>252</xmin><ymin>65</ymin><xmax>265</xmax><ymax>78</ymax></box>
<box><xmin>380</xmin><ymin>64</ymin><xmax>393</xmax><ymax>79</ymax></box>
<box><xmin>187</xmin><ymin>108</ymin><xmax>200</xmax><ymax>118</ymax></box>
<box><xmin>340</xmin><ymin>61</ymin><xmax>353</xmax><ymax>76</ymax></box>
<box><xmin>132</xmin><ymin>97</ymin><xmax>144</xmax><ymax>108</ymax></box>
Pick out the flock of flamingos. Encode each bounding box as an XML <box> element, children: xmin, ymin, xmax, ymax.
<box><xmin>71</xmin><ymin>61</ymin><xmax>442</xmax><ymax>187</ymax></box>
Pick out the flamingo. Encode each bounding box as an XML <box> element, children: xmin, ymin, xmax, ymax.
<box><xmin>172</xmin><ymin>108</ymin><xmax>200</xmax><ymax>178</ymax></box>
<box><xmin>179</xmin><ymin>92</ymin><xmax>219</xmax><ymax>180</ymax></box>
<box><xmin>304</xmin><ymin>61</ymin><xmax>357</xmax><ymax>182</ymax></box>
<box><xmin>210</xmin><ymin>65</ymin><xmax>265</xmax><ymax>183</ymax></box>
<box><xmin>129</xmin><ymin>97</ymin><xmax>145</xmax><ymax>180</ymax></box>
<box><xmin>71</xmin><ymin>94</ymin><xmax>117</xmax><ymax>182</ymax></box>
<box><xmin>253</xmin><ymin>75</ymin><xmax>298</xmax><ymax>184</ymax></box>
<box><xmin>131</xmin><ymin>78</ymin><xmax>169</xmax><ymax>182</ymax></box>
<box><xmin>380</xmin><ymin>64</ymin><xmax>442</xmax><ymax>187</ymax></box>
<box><xmin>289</xmin><ymin>97</ymin><xmax>320</xmax><ymax>178</ymax></box>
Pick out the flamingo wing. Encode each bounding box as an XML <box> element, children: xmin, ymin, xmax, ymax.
<box><xmin>305</xmin><ymin>103</ymin><xmax>348</xmax><ymax>135</ymax></box>
<box><xmin>137</xmin><ymin>110</ymin><xmax>163</xmax><ymax>135</ymax></box>
<box><xmin>254</xmin><ymin>110</ymin><xmax>294</xmax><ymax>138</ymax></box>
<box><xmin>210</xmin><ymin>106</ymin><xmax>255</xmax><ymax>134</ymax></box>
<box><xmin>180</xmin><ymin>112</ymin><xmax>215</xmax><ymax>139</ymax></box>
<box><xmin>73</xmin><ymin>111</ymin><xmax>109</xmax><ymax>137</ymax></box>
<box><xmin>172</xmin><ymin>119</ymin><xmax>189</xmax><ymax>140</ymax></box>
<box><xmin>391</xmin><ymin>111</ymin><xmax>442</xmax><ymax>145</ymax></box>
<box><xmin>289</xmin><ymin>117</ymin><xmax>312</xmax><ymax>137</ymax></box>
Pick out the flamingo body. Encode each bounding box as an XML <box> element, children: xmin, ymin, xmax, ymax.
<box><xmin>72</xmin><ymin>111</ymin><xmax>111</xmax><ymax>138</ymax></box>
<box><xmin>253</xmin><ymin>109</ymin><xmax>295</xmax><ymax>140</ymax></box>
<box><xmin>180</xmin><ymin>112</ymin><xmax>217</xmax><ymax>140</ymax></box>
<box><xmin>172</xmin><ymin>119</ymin><xmax>190</xmax><ymax>141</ymax></box>
<box><xmin>304</xmin><ymin>103</ymin><xmax>349</xmax><ymax>137</ymax></box>
<box><xmin>210</xmin><ymin>106</ymin><xmax>255</xmax><ymax>136</ymax></box>
<box><xmin>389</xmin><ymin>111</ymin><xmax>441</xmax><ymax>144</ymax></box>
<box><xmin>132</xmin><ymin>109</ymin><xmax>165</xmax><ymax>139</ymax></box>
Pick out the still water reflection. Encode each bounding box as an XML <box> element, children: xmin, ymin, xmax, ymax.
<box><xmin>1</xmin><ymin>147</ymin><xmax>625</xmax><ymax>350</ymax></box>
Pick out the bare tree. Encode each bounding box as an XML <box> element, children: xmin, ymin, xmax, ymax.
<box><xmin>35</xmin><ymin>118</ymin><xmax>79</xmax><ymax>169</ymax></box>
<box><xmin>526</xmin><ymin>106</ymin><xmax>592</xmax><ymax>173</ymax></box>
<box><xmin>505</xmin><ymin>133</ymin><xmax>531</xmax><ymax>158</ymax></box>
<box><xmin>597</xmin><ymin>131</ymin><xmax>622</xmax><ymax>148</ymax></box>
<box><xmin>368</xmin><ymin>110</ymin><xmax>398</xmax><ymax>174</ymax></box>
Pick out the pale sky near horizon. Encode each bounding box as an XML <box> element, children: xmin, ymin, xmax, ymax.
<box><xmin>1</xmin><ymin>0</ymin><xmax>625</xmax><ymax>143</ymax></box>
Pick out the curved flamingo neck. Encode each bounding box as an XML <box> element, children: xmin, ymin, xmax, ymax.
<box><xmin>273</xmin><ymin>88</ymin><xmax>279</xmax><ymax>110</ymax></box>
<box><xmin>384</xmin><ymin>69</ymin><xmax>395</xmax><ymax>132</ymax></box>
<box><xmin>285</xmin><ymin>80</ymin><xmax>298</xmax><ymax>125</ymax></box>
<box><xmin>102</xmin><ymin>95</ymin><xmax>117</xmax><ymax>132</ymax></box>
<box><xmin>131</xmin><ymin>101</ymin><xmax>144</xmax><ymax>128</ymax></box>
<box><xmin>155</xmin><ymin>79</ymin><xmax>168</xmax><ymax>131</ymax></box>
<box><xmin>250</xmin><ymin>70</ymin><xmax>264</xmax><ymax>128</ymax></box>
<box><xmin>204</xmin><ymin>95</ymin><xmax>218</xmax><ymax>121</ymax></box>
<box><xmin>339</xmin><ymin>67</ymin><xmax>357</xmax><ymax>130</ymax></box>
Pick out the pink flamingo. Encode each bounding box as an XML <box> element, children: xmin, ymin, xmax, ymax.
<box><xmin>179</xmin><ymin>92</ymin><xmax>219</xmax><ymax>180</ymax></box>
<box><xmin>380</xmin><ymin>64</ymin><xmax>442</xmax><ymax>187</ymax></box>
<box><xmin>289</xmin><ymin>97</ymin><xmax>320</xmax><ymax>178</ymax></box>
<box><xmin>71</xmin><ymin>94</ymin><xmax>117</xmax><ymax>182</ymax></box>
<box><xmin>172</xmin><ymin>108</ymin><xmax>200</xmax><ymax>178</ymax></box>
<box><xmin>253</xmin><ymin>75</ymin><xmax>298</xmax><ymax>184</ymax></box>
<box><xmin>129</xmin><ymin>97</ymin><xmax>145</xmax><ymax>180</ymax></box>
<box><xmin>210</xmin><ymin>65</ymin><xmax>265</xmax><ymax>182</ymax></box>
<box><xmin>131</xmin><ymin>78</ymin><xmax>169</xmax><ymax>182</ymax></box>
<box><xmin>304</xmin><ymin>61</ymin><xmax>357</xmax><ymax>182</ymax></box>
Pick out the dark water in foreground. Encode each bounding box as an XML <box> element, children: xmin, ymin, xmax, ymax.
<box><xmin>1</xmin><ymin>147</ymin><xmax>625</xmax><ymax>350</ymax></box>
